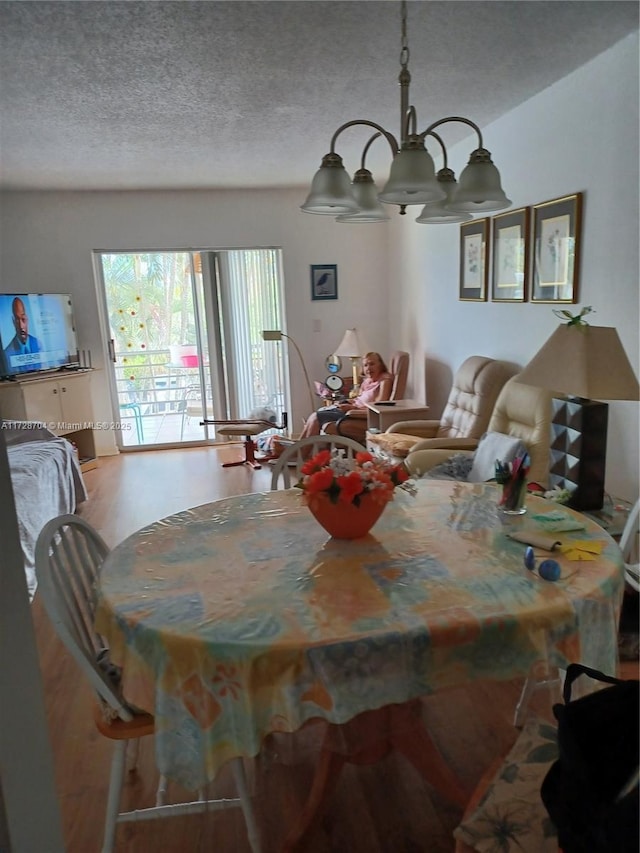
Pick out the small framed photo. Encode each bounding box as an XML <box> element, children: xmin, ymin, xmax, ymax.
<box><xmin>459</xmin><ymin>218</ymin><xmax>489</xmax><ymax>302</ymax></box>
<box><xmin>310</xmin><ymin>264</ymin><xmax>338</xmax><ymax>301</ymax></box>
<box><xmin>531</xmin><ymin>193</ymin><xmax>582</xmax><ymax>303</ymax></box>
<box><xmin>491</xmin><ymin>207</ymin><xmax>530</xmax><ymax>302</ymax></box>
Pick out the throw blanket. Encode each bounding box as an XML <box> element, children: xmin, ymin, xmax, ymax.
<box><xmin>425</xmin><ymin>453</ymin><xmax>474</xmax><ymax>481</ymax></box>
<box><xmin>5</xmin><ymin>426</ymin><xmax>87</xmax><ymax>599</ymax></box>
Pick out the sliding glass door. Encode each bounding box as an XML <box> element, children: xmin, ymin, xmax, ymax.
<box><xmin>96</xmin><ymin>248</ymin><xmax>285</xmax><ymax>449</ymax></box>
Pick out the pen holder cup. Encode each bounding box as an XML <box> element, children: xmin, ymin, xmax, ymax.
<box><xmin>498</xmin><ymin>477</ymin><xmax>528</xmax><ymax>516</ymax></box>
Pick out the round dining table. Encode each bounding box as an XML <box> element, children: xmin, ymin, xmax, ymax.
<box><xmin>95</xmin><ymin>479</ymin><xmax>625</xmax><ymax>797</ymax></box>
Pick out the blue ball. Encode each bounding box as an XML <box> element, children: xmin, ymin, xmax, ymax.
<box><xmin>538</xmin><ymin>559</ymin><xmax>561</xmax><ymax>582</ymax></box>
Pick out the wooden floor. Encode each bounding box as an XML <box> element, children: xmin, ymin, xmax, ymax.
<box><xmin>31</xmin><ymin>445</ymin><xmax>638</xmax><ymax>853</ymax></box>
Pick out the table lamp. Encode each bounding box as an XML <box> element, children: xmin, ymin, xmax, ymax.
<box><xmin>262</xmin><ymin>329</ymin><xmax>315</xmax><ymax>413</ymax></box>
<box><xmin>516</xmin><ymin>320</ymin><xmax>639</xmax><ymax>510</ymax></box>
<box><xmin>333</xmin><ymin>328</ymin><xmax>365</xmax><ymax>393</ymax></box>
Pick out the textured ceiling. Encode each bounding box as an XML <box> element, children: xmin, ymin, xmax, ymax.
<box><xmin>0</xmin><ymin>0</ymin><xmax>638</xmax><ymax>191</ymax></box>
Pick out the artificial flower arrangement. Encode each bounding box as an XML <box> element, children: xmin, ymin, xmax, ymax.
<box><xmin>296</xmin><ymin>449</ymin><xmax>411</xmax><ymax>509</ymax></box>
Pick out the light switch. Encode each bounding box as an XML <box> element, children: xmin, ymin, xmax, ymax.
<box><xmin>312</xmin><ymin>319</ymin><xmax>321</xmax><ymax>333</ymax></box>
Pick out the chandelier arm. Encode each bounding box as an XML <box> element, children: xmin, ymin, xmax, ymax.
<box><xmin>424</xmin><ymin>130</ymin><xmax>448</xmax><ymax>169</ymax></box>
<box><xmin>329</xmin><ymin>120</ymin><xmax>399</xmax><ymax>158</ymax></box>
<box><xmin>360</xmin><ymin>133</ymin><xmax>383</xmax><ymax>170</ymax></box>
<box><xmin>420</xmin><ymin>116</ymin><xmax>484</xmax><ymax>150</ymax></box>
<box><xmin>404</xmin><ymin>105</ymin><xmax>418</xmax><ymax>139</ymax></box>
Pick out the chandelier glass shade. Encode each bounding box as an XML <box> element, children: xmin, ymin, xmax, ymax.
<box><xmin>335</xmin><ymin>133</ymin><xmax>391</xmax><ymax>223</ymax></box>
<box><xmin>377</xmin><ymin>145</ymin><xmax>444</xmax><ymax>205</ymax></box>
<box><xmin>299</xmin><ymin>153</ymin><xmax>359</xmax><ymax>215</ymax></box>
<box><xmin>301</xmin><ymin>1</ymin><xmax>511</xmax><ymax>225</ymax></box>
<box><xmin>448</xmin><ymin>149</ymin><xmax>512</xmax><ymax>212</ymax></box>
<box><xmin>335</xmin><ymin>169</ymin><xmax>391</xmax><ymax>223</ymax></box>
<box><xmin>416</xmin><ymin>168</ymin><xmax>473</xmax><ymax>224</ymax></box>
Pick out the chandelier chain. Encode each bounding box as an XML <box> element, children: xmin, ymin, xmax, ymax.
<box><xmin>400</xmin><ymin>0</ymin><xmax>409</xmax><ymax>69</ymax></box>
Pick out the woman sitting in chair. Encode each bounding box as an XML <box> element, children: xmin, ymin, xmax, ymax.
<box><xmin>298</xmin><ymin>352</ymin><xmax>393</xmax><ymax>439</ymax></box>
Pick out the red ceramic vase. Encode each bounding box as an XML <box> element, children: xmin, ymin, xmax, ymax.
<box><xmin>307</xmin><ymin>491</ymin><xmax>388</xmax><ymax>539</ymax></box>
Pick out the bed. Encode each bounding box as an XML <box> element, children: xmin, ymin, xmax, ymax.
<box><xmin>3</xmin><ymin>420</ymin><xmax>88</xmax><ymax>599</ymax></box>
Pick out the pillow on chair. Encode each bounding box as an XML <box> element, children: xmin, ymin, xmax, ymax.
<box><xmin>424</xmin><ymin>432</ymin><xmax>528</xmax><ymax>484</ymax></box>
<box><xmin>467</xmin><ymin>432</ymin><xmax>528</xmax><ymax>483</ymax></box>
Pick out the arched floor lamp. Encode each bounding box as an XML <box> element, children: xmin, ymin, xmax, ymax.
<box><xmin>262</xmin><ymin>330</ymin><xmax>316</xmax><ymax>414</ymax></box>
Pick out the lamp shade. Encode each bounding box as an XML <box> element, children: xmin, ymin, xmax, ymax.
<box><xmin>516</xmin><ymin>325</ymin><xmax>640</xmax><ymax>401</ymax></box>
<box><xmin>448</xmin><ymin>148</ymin><xmax>512</xmax><ymax>212</ymax></box>
<box><xmin>333</xmin><ymin>328</ymin><xmax>365</xmax><ymax>359</ymax></box>
<box><xmin>378</xmin><ymin>147</ymin><xmax>445</xmax><ymax>206</ymax></box>
<box><xmin>336</xmin><ymin>170</ymin><xmax>390</xmax><ymax>223</ymax></box>
<box><xmin>300</xmin><ymin>153</ymin><xmax>359</xmax><ymax>215</ymax></box>
<box><xmin>415</xmin><ymin>168</ymin><xmax>473</xmax><ymax>224</ymax></box>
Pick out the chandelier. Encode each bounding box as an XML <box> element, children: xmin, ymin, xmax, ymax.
<box><xmin>300</xmin><ymin>0</ymin><xmax>511</xmax><ymax>225</ymax></box>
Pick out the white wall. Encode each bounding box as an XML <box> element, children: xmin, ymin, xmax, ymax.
<box><xmin>389</xmin><ymin>32</ymin><xmax>639</xmax><ymax>502</ymax></box>
<box><xmin>0</xmin><ymin>189</ymin><xmax>391</xmax><ymax>453</ymax></box>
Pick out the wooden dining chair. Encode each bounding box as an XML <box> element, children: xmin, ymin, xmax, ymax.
<box><xmin>270</xmin><ymin>435</ymin><xmax>365</xmax><ymax>489</ymax></box>
<box><xmin>35</xmin><ymin>514</ymin><xmax>261</xmax><ymax>853</ymax></box>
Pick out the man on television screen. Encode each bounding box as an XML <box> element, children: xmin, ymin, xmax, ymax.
<box><xmin>4</xmin><ymin>297</ymin><xmax>41</xmax><ymax>357</ymax></box>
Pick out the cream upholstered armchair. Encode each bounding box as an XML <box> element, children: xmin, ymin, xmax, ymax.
<box><xmin>321</xmin><ymin>350</ymin><xmax>409</xmax><ymax>445</ymax></box>
<box><xmin>366</xmin><ymin>355</ymin><xmax>514</xmax><ymax>463</ymax></box>
<box><xmin>406</xmin><ymin>377</ymin><xmax>554</xmax><ymax>488</ymax></box>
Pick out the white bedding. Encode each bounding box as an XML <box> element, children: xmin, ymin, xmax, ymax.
<box><xmin>4</xmin><ymin>423</ymin><xmax>87</xmax><ymax>598</ymax></box>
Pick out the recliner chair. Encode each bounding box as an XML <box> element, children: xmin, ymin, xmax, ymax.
<box><xmin>406</xmin><ymin>376</ymin><xmax>554</xmax><ymax>489</ymax></box>
<box><xmin>322</xmin><ymin>350</ymin><xmax>410</xmax><ymax>445</ymax></box>
<box><xmin>366</xmin><ymin>355</ymin><xmax>514</xmax><ymax>462</ymax></box>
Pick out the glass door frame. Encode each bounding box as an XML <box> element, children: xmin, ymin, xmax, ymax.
<box><xmin>93</xmin><ymin>247</ymin><xmax>287</xmax><ymax>452</ymax></box>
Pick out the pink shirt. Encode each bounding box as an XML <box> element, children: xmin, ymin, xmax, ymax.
<box><xmin>352</xmin><ymin>372</ymin><xmax>393</xmax><ymax>407</ymax></box>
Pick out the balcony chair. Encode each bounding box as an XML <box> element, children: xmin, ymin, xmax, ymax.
<box><xmin>321</xmin><ymin>350</ymin><xmax>410</xmax><ymax>444</ymax></box>
<box><xmin>270</xmin><ymin>434</ymin><xmax>364</xmax><ymax>489</ymax></box>
<box><xmin>35</xmin><ymin>514</ymin><xmax>261</xmax><ymax>853</ymax></box>
<box><xmin>119</xmin><ymin>380</ymin><xmax>145</xmax><ymax>443</ymax></box>
<box><xmin>177</xmin><ymin>383</ymin><xmax>213</xmax><ymax>440</ymax></box>
<box><xmin>366</xmin><ymin>355</ymin><xmax>514</xmax><ymax>464</ymax></box>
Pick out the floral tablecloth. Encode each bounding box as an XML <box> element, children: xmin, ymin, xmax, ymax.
<box><xmin>95</xmin><ymin>480</ymin><xmax>624</xmax><ymax>790</ymax></box>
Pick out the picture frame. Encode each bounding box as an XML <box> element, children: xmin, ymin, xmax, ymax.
<box><xmin>310</xmin><ymin>264</ymin><xmax>338</xmax><ymax>301</ymax></box>
<box><xmin>531</xmin><ymin>193</ymin><xmax>582</xmax><ymax>303</ymax></box>
<box><xmin>459</xmin><ymin>218</ymin><xmax>489</xmax><ymax>302</ymax></box>
<box><xmin>491</xmin><ymin>207</ymin><xmax>530</xmax><ymax>302</ymax></box>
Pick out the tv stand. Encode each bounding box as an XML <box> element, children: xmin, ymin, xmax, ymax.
<box><xmin>0</xmin><ymin>370</ymin><xmax>98</xmax><ymax>472</ymax></box>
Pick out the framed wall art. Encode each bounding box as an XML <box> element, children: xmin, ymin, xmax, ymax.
<box><xmin>310</xmin><ymin>264</ymin><xmax>338</xmax><ymax>301</ymax></box>
<box><xmin>491</xmin><ymin>207</ymin><xmax>530</xmax><ymax>302</ymax></box>
<box><xmin>459</xmin><ymin>218</ymin><xmax>489</xmax><ymax>302</ymax></box>
<box><xmin>531</xmin><ymin>193</ymin><xmax>582</xmax><ymax>303</ymax></box>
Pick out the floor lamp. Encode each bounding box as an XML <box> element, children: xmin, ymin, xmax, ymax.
<box><xmin>333</xmin><ymin>328</ymin><xmax>365</xmax><ymax>394</ymax></box>
<box><xmin>516</xmin><ymin>323</ymin><xmax>639</xmax><ymax>510</ymax></box>
<box><xmin>262</xmin><ymin>330</ymin><xmax>316</xmax><ymax>415</ymax></box>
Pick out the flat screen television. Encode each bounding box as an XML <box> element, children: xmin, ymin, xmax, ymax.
<box><xmin>0</xmin><ymin>293</ymin><xmax>80</xmax><ymax>379</ymax></box>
